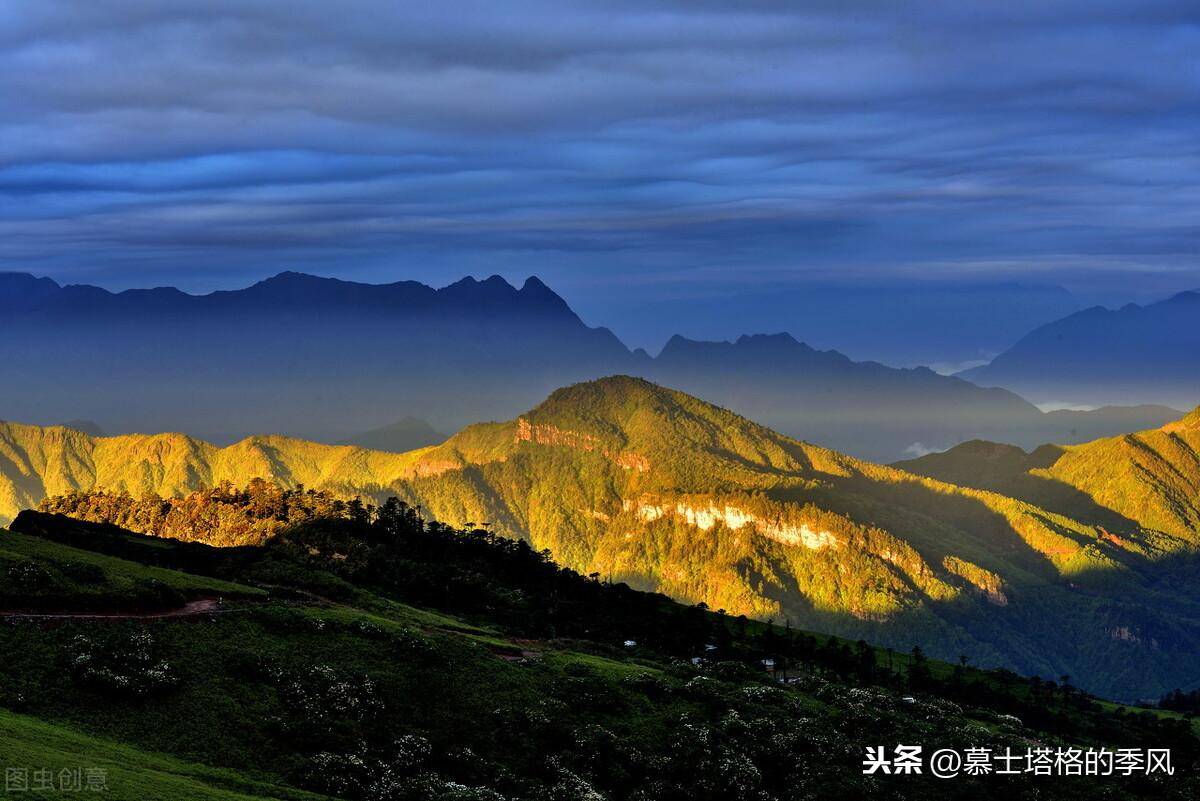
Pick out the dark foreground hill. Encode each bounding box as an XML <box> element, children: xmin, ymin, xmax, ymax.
<box><xmin>0</xmin><ymin>271</ymin><xmax>1176</xmax><ymax>461</ymax></box>
<box><xmin>2</xmin><ymin>500</ymin><xmax>1196</xmax><ymax>800</ymax></box>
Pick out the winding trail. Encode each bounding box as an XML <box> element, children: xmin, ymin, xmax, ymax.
<box><xmin>0</xmin><ymin>598</ymin><xmax>235</xmax><ymax>621</ymax></box>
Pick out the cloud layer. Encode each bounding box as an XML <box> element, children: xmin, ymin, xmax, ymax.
<box><xmin>1</xmin><ymin>0</ymin><xmax>1198</xmax><ymax>346</ymax></box>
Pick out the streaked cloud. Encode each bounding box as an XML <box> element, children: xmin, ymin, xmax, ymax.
<box><xmin>0</xmin><ymin>0</ymin><xmax>1197</xmax><ymax>348</ymax></box>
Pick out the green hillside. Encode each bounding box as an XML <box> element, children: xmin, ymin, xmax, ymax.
<box><xmin>1</xmin><ymin>511</ymin><xmax>1195</xmax><ymax>800</ymax></box>
<box><xmin>0</xmin><ymin>708</ymin><xmax>325</xmax><ymax>801</ymax></box>
<box><xmin>5</xmin><ymin>379</ymin><xmax>1200</xmax><ymax>699</ymax></box>
<box><xmin>0</xmin><ymin>528</ymin><xmax>263</xmax><ymax>611</ymax></box>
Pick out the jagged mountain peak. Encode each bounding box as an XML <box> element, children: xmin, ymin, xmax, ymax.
<box><xmin>733</xmin><ymin>332</ymin><xmax>805</xmax><ymax>348</ymax></box>
<box><xmin>0</xmin><ymin>271</ymin><xmax>63</xmax><ymax>313</ymax></box>
<box><xmin>655</xmin><ymin>332</ymin><xmax>853</xmax><ymax>370</ymax></box>
<box><xmin>259</xmin><ymin>269</ymin><xmax>320</xmax><ymax>284</ymax></box>
<box><xmin>517</xmin><ymin>274</ymin><xmax>575</xmax><ymax>314</ymax></box>
<box><xmin>520</xmin><ymin>275</ymin><xmax>550</xmax><ymax>291</ymax></box>
<box><xmin>960</xmin><ymin>287</ymin><xmax>1200</xmax><ymax>409</ymax></box>
<box><xmin>0</xmin><ymin>271</ymin><xmax>59</xmax><ymax>292</ymax></box>
<box><xmin>660</xmin><ymin>331</ymin><xmax>807</xmax><ymax>353</ymax></box>
<box><xmin>434</xmin><ymin>273</ymin><xmax>580</xmax><ymax>318</ymax></box>
<box><xmin>444</xmin><ymin>273</ymin><xmax>512</xmax><ymax>288</ymax></box>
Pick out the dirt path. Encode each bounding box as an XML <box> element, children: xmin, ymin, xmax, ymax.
<box><xmin>0</xmin><ymin>597</ymin><xmax>232</xmax><ymax>621</ymax></box>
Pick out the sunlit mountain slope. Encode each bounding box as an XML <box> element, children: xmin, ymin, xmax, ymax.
<box><xmin>5</xmin><ymin>378</ymin><xmax>1200</xmax><ymax>698</ymax></box>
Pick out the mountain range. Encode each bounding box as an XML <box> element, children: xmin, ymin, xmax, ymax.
<box><xmin>963</xmin><ymin>290</ymin><xmax>1200</xmax><ymax>409</ymax></box>
<box><xmin>617</xmin><ymin>280</ymin><xmax>1080</xmax><ymax>370</ymax></box>
<box><xmin>647</xmin><ymin>332</ymin><xmax>1180</xmax><ymax>460</ymax></box>
<box><xmin>0</xmin><ymin>270</ymin><xmax>630</xmax><ymax>446</ymax></box>
<box><xmin>4</xmin><ymin>375</ymin><xmax>1200</xmax><ymax>700</ymax></box>
<box><xmin>0</xmin><ymin>270</ymin><xmax>1180</xmax><ymax>462</ymax></box>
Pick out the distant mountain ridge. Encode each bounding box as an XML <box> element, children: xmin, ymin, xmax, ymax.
<box><xmin>4</xmin><ymin>377</ymin><xmax>1200</xmax><ymax>699</ymax></box>
<box><xmin>0</xmin><ymin>270</ymin><xmax>1180</xmax><ymax>460</ymax></box>
<box><xmin>617</xmin><ymin>280</ymin><xmax>1079</xmax><ymax>368</ymax></box>
<box><xmin>647</xmin><ymin>331</ymin><xmax>1181</xmax><ymax>459</ymax></box>
<box><xmin>962</xmin><ymin>290</ymin><xmax>1200</xmax><ymax>409</ymax></box>
<box><xmin>0</xmin><ymin>270</ymin><xmax>578</xmax><ymax>319</ymax></box>
<box><xmin>0</xmin><ymin>270</ymin><xmax>632</xmax><ymax>446</ymax></box>
<box><xmin>337</xmin><ymin>416</ymin><xmax>446</xmax><ymax>452</ymax></box>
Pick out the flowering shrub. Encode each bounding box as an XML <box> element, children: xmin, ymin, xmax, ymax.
<box><xmin>66</xmin><ymin>629</ymin><xmax>177</xmax><ymax>697</ymax></box>
<box><xmin>299</xmin><ymin>737</ymin><xmax>508</xmax><ymax>801</ymax></box>
<box><xmin>5</xmin><ymin>560</ymin><xmax>52</xmax><ymax>592</ymax></box>
<box><xmin>274</xmin><ymin>663</ymin><xmax>383</xmax><ymax>730</ymax></box>
<box><xmin>739</xmin><ymin>685</ymin><xmax>787</xmax><ymax>704</ymax></box>
<box><xmin>681</xmin><ymin>675</ymin><xmax>726</xmax><ymax>702</ymax></box>
<box><xmin>352</xmin><ymin>618</ymin><xmax>386</xmax><ymax>639</ymax></box>
<box><xmin>620</xmin><ymin>671</ymin><xmax>671</xmax><ymax>699</ymax></box>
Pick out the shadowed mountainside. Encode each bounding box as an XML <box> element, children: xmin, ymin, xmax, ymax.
<box><xmin>898</xmin><ymin>407</ymin><xmax>1200</xmax><ymax>545</ymax></box>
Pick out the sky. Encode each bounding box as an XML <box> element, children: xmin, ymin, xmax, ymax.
<box><xmin>1</xmin><ymin>0</ymin><xmax>1198</xmax><ymax>353</ymax></box>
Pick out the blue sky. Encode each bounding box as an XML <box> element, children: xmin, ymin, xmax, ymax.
<box><xmin>1</xmin><ymin>1</ymin><xmax>1198</xmax><ymax>351</ymax></box>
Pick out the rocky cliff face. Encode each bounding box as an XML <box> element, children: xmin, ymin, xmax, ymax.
<box><xmin>514</xmin><ymin>417</ymin><xmax>651</xmax><ymax>472</ymax></box>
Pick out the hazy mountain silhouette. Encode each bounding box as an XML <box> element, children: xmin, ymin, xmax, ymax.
<box><xmin>619</xmin><ymin>280</ymin><xmax>1079</xmax><ymax>369</ymax></box>
<box><xmin>338</xmin><ymin>416</ymin><xmax>446</xmax><ymax>452</ymax></box>
<box><xmin>962</xmin><ymin>290</ymin><xmax>1200</xmax><ymax>409</ymax></box>
<box><xmin>0</xmin><ymin>271</ymin><xmax>1177</xmax><ymax>461</ymax></box>
<box><xmin>645</xmin><ymin>333</ymin><xmax>1180</xmax><ymax>459</ymax></box>
<box><xmin>0</xmin><ymin>270</ymin><xmax>632</xmax><ymax>445</ymax></box>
